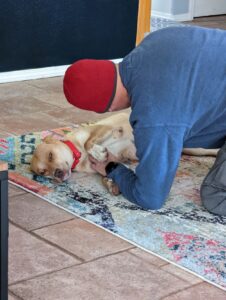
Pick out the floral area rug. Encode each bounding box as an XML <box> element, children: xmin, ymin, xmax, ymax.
<box><xmin>1</xmin><ymin>125</ymin><xmax>226</xmax><ymax>291</ymax></box>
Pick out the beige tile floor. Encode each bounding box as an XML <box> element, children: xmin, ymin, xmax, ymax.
<box><xmin>2</xmin><ymin>16</ymin><xmax>226</xmax><ymax>300</ymax></box>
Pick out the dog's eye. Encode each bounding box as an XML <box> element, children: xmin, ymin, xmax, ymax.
<box><xmin>49</xmin><ymin>152</ymin><xmax>53</xmax><ymax>162</ymax></box>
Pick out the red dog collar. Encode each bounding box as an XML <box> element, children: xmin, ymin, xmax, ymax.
<box><xmin>62</xmin><ymin>140</ymin><xmax>81</xmax><ymax>170</ymax></box>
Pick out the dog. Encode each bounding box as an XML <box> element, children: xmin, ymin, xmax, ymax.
<box><xmin>30</xmin><ymin>113</ymin><xmax>137</xmax><ymax>194</ymax></box>
<box><xmin>30</xmin><ymin>112</ymin><xmax>218</xmax><ymax>194</ymax></box>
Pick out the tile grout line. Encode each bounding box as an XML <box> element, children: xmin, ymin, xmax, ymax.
<box><xmin>9</xmin><ymin>215</ymin><xmax>76</xmax><ymax>231</ymax></box>
<box><xmin>9</xmin><ymin>220</ymin><xmax>86</xmax><ymax>263</ymax></box>
<box><xmin>128</xmin><ymin>250</ymin><xmax>204</xmax><ymax>288</ymax></box>
<box><xmin>8</xmin><ymin>263</ymin><xmax>79</xmax><ymax>287</ymax></box>
<box><xmin>10</xmin><ymin>219</ymin><xmax>136</xmax><ymax>265</ymax></box>
<box><xmin>160</xmin><ymin>282</ymin><xmax>207</xmax><ymax>300</ymax></box>
<box><xmin>159</xmin><ymin>268</ymin><xmax>203</xmax><ymax>287</ymax></box>
<box><xmin>9</xmin><ymin>192</ymin><xmax>29</xmax><ymax>198</ymax></box>
<box><xmin>8</xmin><ymin>290</ymin><xmax>24</xmax><ymax>300</ymax></box>
<box><xmin>26</xmin><ymin>79</ymin><xmax>63</xmax><ymax>90</ymax></box>
<box><xmin>18</xmin><ymin>82</ymin><xmax>71</xmax><ymax>109</ymax></box>
<box><xmin>9</xmin><ymin>247</ymin><xmax>136</xmax><ymax>287</ymax></box>
<box><xmin>128</xmin><ymin>250</ymin><xmax>168</xmax><ymax>268</ymax></box>
<box><xmin>30</xmin><ymin>217</ymin><xmax>77</xmax><ymax>232</ymax></box>
<box><xmin>26</xmin><ymin>98</ymin><xmax>71</xmax><ymax>110</ymax></box>
<box><xmin>0</xmin><ymin>110</ymin><xmax>69</xmax><ymax>123</ymax></box>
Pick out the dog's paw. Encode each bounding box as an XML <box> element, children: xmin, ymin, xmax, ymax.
<box><xmin>88</xmin><ymin>144</ymin><xmax>108</xmax><ymax>162</ymax></box>
<box><xmin>102</xmin><ymin>177</ymin><xmax>121</xmax><ymax>196</ymax></box>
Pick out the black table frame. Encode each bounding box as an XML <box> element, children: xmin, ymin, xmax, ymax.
<box><xmin>0</xmin><ymin>169</ymin><xmax>8</xmax><ymax>300</ymax></box>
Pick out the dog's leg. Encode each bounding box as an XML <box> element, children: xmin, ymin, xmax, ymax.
<box><xmin>85</xmin><ymin>125</ymin><xmax>117</xmax><ymax>162</ymax></box>
<box><xmin>183</xmin><ymin>148</ymin><xmax>219</xmax><ymax>157</ymax></box>
<box><xmin>88</xmin><ymin>144</ymin><xmax>108</xmax><ymax>162</ymax></box>
<box><xmin>102</xmin><ymin>177</ymin><xmax>121</xmax><ymax>196</ymax></box>
<box><xmin>85</xmin><ymin>125</ymin><xmax>112</xmax><ymax>150</ymax></box>
<box><xmin>87</xmin><ymin>126</ymin><xmax>129</xmax><ymax>162</ymax></box>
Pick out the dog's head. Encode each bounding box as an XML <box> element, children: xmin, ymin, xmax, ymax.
<box><xmin>30</xmin><ymin>136</ymin><xmax>74</xmax><ymax>182</ymax></box>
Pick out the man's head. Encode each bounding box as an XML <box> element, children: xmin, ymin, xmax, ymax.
<box><xmin>63</xmin><ymin>59</ymin><xmax>130</xmax><ymax>113</ymax></box>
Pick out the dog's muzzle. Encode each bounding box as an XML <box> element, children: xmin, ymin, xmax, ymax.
<box><xmin>54</xmin><ymin>168</ymin><xmax>64</xmax><ymax>179</ymax></box>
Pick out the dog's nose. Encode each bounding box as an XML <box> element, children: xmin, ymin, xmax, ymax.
<box><xmin>54</xmin><ymin>168</ymin><xmax>64</xmax><ymax>179</ymax></box>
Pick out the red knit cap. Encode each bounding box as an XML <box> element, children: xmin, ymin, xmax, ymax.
<box><xmin>63</xmin><ymin>59</ymin><xmax>117</xmax><ymax>113</ymax></box>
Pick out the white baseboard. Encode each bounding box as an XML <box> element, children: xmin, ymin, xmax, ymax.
<box><xmin>152</xmin><ymin>10</ymin><xmax>193</xmax><ymax>22</ymax></box>
<box><xmin>0</xmin><ymin>65</ymin><xmax>69</xmax><ymax>84</ymax></box>
<box><xmin>0</xmin><ymin>58</ymin><xmax>122</xmax><ymax>83</ymax></box>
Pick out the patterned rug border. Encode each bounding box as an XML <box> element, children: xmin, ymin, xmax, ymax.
<box><xmin>9</xmin><ymin>180</ymin><xmax>226</xmax><ymax>292</ymax></box>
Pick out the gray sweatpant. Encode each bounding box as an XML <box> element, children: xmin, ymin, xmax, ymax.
<box><xmin>200</xmin><ymin>142</ymin><xmax>226</xmax><ymax>216</ymax></box>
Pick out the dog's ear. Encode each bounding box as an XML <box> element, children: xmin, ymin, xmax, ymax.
<box><xmin>43</xmin><ymin>135</ymin><xmax>59</xmax><ymax>144</ymax></box>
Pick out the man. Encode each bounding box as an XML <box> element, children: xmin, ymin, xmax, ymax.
<box><xmin>63</xmin><ymin>26</ymin><xmax>226</xmax><ymax>215</ymax></box>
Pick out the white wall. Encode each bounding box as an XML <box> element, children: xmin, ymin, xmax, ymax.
<box><xmin>171</xmin><ymin>0</ymin><xmax>190</xmax><ymax>15</ymax></box>
<box><xmin>194</xmin><ymin>0</ymin><xmax>226</xmax><ymax>17</ymax></box>
<box><xmin>152</xmin><ymin>0</ymin><xmax>194</xmax><ymax>21</ymax></box>
<box><xmin>152</xmin><ymin>0</ymin><xmax>226</xmax><ymax>21</ymax></box>
<box><xmin>152</xmin><ymin>0</ymin><xmax>172</xmax><ymax>13</ymax></box>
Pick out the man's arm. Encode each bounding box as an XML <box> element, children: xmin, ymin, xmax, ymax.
<box><xmin>107</xmin><ymin>126</ymin><xmax>185</xmax><ymax>210</ymax></box>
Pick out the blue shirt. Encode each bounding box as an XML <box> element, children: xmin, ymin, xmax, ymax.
<box><xmin>108</xmin><ymin>26</ymin><xmax>226</xmax><ymax>210</ymax></box>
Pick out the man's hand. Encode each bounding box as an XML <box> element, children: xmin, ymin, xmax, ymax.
<box><xmin>88</xmin><ymin>152</ymin><xmax>118</xmax><ymax>176</ymax></box>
